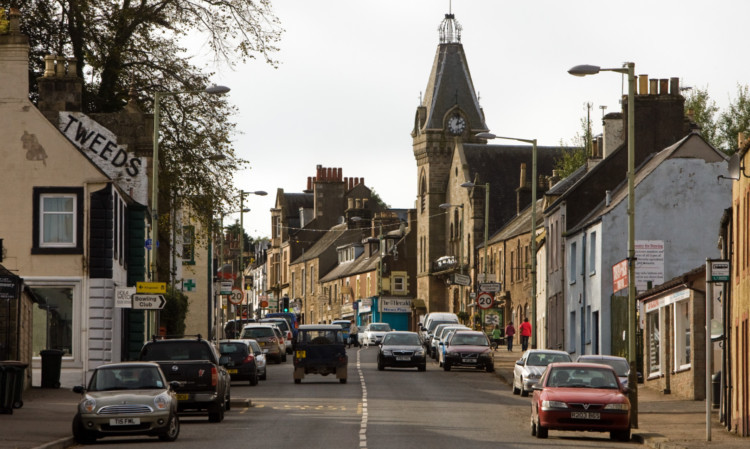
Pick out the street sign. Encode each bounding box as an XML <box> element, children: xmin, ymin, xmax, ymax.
<box><xmin>453</xmin><ymin>274</ymin><xmax>471</xmax><ymax>286</ymax></box>
<box><xmin>260</xmin><ymin>300</ymin><xmax>269</xmax><ymax>308</ymax></box>
<box><xmin>485</xmin><ymin>314</ymin><xmax>500</xmax><ymax>325</ymax></box>
<box><xmin>479</xmin><ymin>282</ymin><xmax>501</xmax><ymax>292</ymax></box>
<box><xmin>132</xmin><ymin>294</ymin><xmax>166</xmax><ymax>310</ymax></box>
<box><xmin>220</xmin><ymin>281</ymin><xmax>233</xmax><ymax>295</ymax></box>
<box><xmin>477</xmin><ymin>292</ymin><xmax>494</xmax><ymax>309</ymax></box>
<box><xmin>115</xmin><ymin>287</ymin><xmax>135</xmax><ymax>308</ymax></box>
<box><xmin>136</xmin><ymin>281</ymin><xmax>166</xmax><ymax>294</ymax></box>
<box><xmin>229</xmin><ymin>288</ymin><xmax>244</xmax><ymax>305</ymax></box>
<box><xmin>709</xmin><ymin>260</ymin><xmax>730</xmax><ymax>282</ymax></box>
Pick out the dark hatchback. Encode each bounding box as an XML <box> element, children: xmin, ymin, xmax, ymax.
<box><xmin>219</xmin><ymin>340</ymin><xmax>259</xmax><ymax>386</ymax></box>
<box><xmin>377</xmin><ymin>331</ymin><xmax>426</xmax><ymax>371</ymax></box>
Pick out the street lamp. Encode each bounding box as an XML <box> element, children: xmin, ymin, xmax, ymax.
<box><xmin>569</xmin><ymin>62</ymin><xmax>637</xmax><ymax>427</ymax></box>
<box><xmin>151</xmin><ymin>84</ymin><xmax>230</xmax><ymax>281</ymax></box>
<box><xmin>475</xmin><ymin>132</ymin><xmax>538</xmax><ymax>349</ymax></box>
<box><xmin>238</xmin><ymin>190</ymin><xmax>267</xmax><ymax>325</ymax></box>
<box><xmin>439</xmin><ymin>203</ymin><xmax>465</xmax><ymax>313</ymax></box>
<box><xmin>460</xmin><ymin>181</ymin><xmax>490</xmax><ymax>332</ymax></box>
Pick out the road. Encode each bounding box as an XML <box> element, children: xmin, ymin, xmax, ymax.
<box><xmin>78</xmin><ymin>347</ymin><xmax>635</xmax><ymax>448</ymax></box>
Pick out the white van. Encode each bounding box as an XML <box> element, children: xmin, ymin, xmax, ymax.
<box><xmin>421</xmin><ymin>312</ymin><xmax>459</xmax><ymax>347</ymax></box>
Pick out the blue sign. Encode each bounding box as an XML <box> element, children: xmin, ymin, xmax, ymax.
<box><xmin>144</xmin><ymin>238</ymin><xmax>152</xmax><ymax>250</ymax></box>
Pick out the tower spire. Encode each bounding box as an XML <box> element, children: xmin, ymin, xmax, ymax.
<box><xmin>439</xmin><ymin>12</ymin><xmax>462</xmax><ymax>44</ymax></box>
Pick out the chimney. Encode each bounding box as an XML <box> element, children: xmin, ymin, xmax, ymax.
<box><xmin>670</xmin><ymin>77</ymin><xmax>680</xmax><ymax>95</ymax></box>
<box><xmin>659</xmin><ymin>79</ymin><xmax>669</xmax><ymax>95</ymax></box>
<box><xmin>519</xmin><ymin>163</ymin><xmax>527</xmax><ymax>188</ymax></box>
<box><xmin>0</xmin><ymin>8</ymin><xmax>30</xmax><ymax>101</ymax></box>
<box><xmin>638</xmin><ymin>75</ymin><xmax>648</xmax><ymax>95</ymax></box>
<box><xmin>602</xmin><ymin>112</ymin><xmax>624</xmax><ymax>158</ymax></box>
<box><xmin>605</xmin><ymin>190</ymin><xmax>612</xmax><ymax>206</ymax></box>
<box><xmin>307</xmin><ymin>177</ymin><xmax>312</xmax><ymax>191</ymax></box>
<box><xmin>37</xmin><ymin>54</ymin><xmax>83</xmax><ymax>125</ymax></box>
<box><xmin>649</xmin><ymin>78</ymin><xmax>657</xmax><ymax>95</ymax></box>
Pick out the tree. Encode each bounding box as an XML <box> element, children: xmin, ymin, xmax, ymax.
<box><xmin>161</xmin><ymin>287</ymin><xmax>188</xmax><ymax>336</ymax></box>
<box><xmin>554</xmin><ymin>115</ymin><xmax>589</xmax><ymax>178</ymax></box>
<box><xmin>717</xmin><ymin>84</ymin><xmax>750</xmax><ymax>153</ymax></box>
<box><xmin>4</xmin><ymin>0</ymin><xmax>283</xmax><ymax>239</ymax></box>
<box><xmin>684</xmin><ymin>86</ymin><xmax>720</xmax><ymax>150</ymax></box>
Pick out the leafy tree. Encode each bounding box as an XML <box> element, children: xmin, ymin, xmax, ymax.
<box><xmin>684</xmin><ymin>86</ymin><xmax>720</xmax><ymax>149</ymax></box>
<box><xmin>717</xmin><ymin>84</ymin><xmax>750</xmax><ymax>153</ymax></box>
<box><xmin>4</xmin><ymin>1</ymin><xmax>283</xmax><ymax>270</ymax></box>
<box><xmin>161</xmin><ymin>287</ymin><xmax>188</xmax><ymax>336</ymax></box>
<box><xmin>554</xmin><ymin>115</ymin><xmax>589</xmax><ymax>178</ymax></box>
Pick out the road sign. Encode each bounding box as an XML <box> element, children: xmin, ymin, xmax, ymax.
<box><xmin>260</xmin><ymin>300</ymin><xmax>269</xmax><ymax>308</ymax></box>
<box><xmin>709</xmin><ymin>260</ymin><xmax>730</xmax><ymax>282</ymax></box>
<box><xmin>220</xmin><ymin>281</ymin><xmax>233</xmax><ymax>295</ymax></box>
<box><xmin>136</xmin><ymin>281</ymin><xmax>166</xmax><ymax>294</ymax></box>
<box><xmin>453</xmin><ymin>274</ymin><xmax>471</xmax><ymax>286</ymax></box>
<box><xmin>479</xmin><ymin>282</ymin><xmax>501</xmax><ymax>292</ymax></box>
<box><xmin>115</xmin><ymin>287</ymin><xmax>136</xmax><ymax>308</ymax></box>
<box><xmin>477</xmin><ymin>292</ymin><xmax>494</xmax><ymax>309</ymax></box>
<box><xmin>485</xmin><ymin>314</ymin><xmax>500</xmax><ymax>325</ymax></box>
<box><xmin>132</xmin><ymin>294</ymin><xmax>166</xmax><ymax>310</ymax></box>
<box><xmin>229</xmin><ymin>288</ymin><xmax>244</xmax><ymax>305</ymax></box>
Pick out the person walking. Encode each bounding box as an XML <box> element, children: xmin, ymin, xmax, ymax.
<box><xmin>519</xmin><ymin>317</ymin><xmax>532</xmax><ymax>351</ymax></box>
<box><xmin>491</xmin><ymin>324</ymin><xmax>503</xmax><ymax>351</ymax></box>
<box><xmin>504</xmin><ymin>321</ymin><xmax>516</xmax><ymax>352</ymax></box>
<box><xmin>349</xmin><ymin>320</ymin><xmax>359</xmax><ymax>348</ymax></box>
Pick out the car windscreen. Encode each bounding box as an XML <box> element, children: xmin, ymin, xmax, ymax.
<box><xmin>527</xmin><ymin>352</ymin><xmax>572</xmax><ymax>366</ymax></box>
<box><xmin>383</xmin><ymin>333</ymin><xmax>420</xmax><ymax>346</ymax></box>
<box><xmin>297</xmin><ymin>330</ymin><xmax>344</xmax><ymax>344</ymax></box>
<box><xmin>241</xmin><ymin>327</ymin><xmax>275</xmax><ymax>339</ymax></box>
<box><xmin>428</xmin><ymin>320</ymin><xmax>458</xmax><ymax>333</ymax></box>
<box><xmin>581</xmin><ymin>358</ymin><xmax>630</xmax><ymax>376</ymax></box>
<box><xmin>140</xmin><ymin>342</ymin><xmax>212</xmax><ymax>361</ymax></box>
<box><xmin>90</xmin><ymin>366</ymin><xmax>164</xmax><ymax>391</ymax></box>
<box><xmin>370</xmin><ymin>324</ymin><xmax>391</xmax><ymax>332</ymax></box>
<box><xmin>449</xmin><ymin>334</ymin><xmax>488</xmax><ymax>346</ymax></box>
<box><xmin>261</xmin><ymin>319</ymin><xmax>290</xmax><ymax>333</ymax></box>
<box><xmin>546</xmin><ymin>367</ymin><xmax>619</xmax><ymax>389</ymax></box>
<box><xmin>219</xmin><ymin>342</ymin><xmax>248</xmax><ymax>355</ymax></box>
<box><xmin>247</xmin><ymin>340</ymin><xmax>262</xmax><ymax>354</ymax></box>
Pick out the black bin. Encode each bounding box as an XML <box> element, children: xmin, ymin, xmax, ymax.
<box><xmin>0</xmin><ymin>361</ymin><xmax>27</xmax><ymax>414</ymax></box>
<box><xmin>712</xmin><ymin>371</ymin><xmax>721</xmax><ymax>409</ymax></box>
<box><xmin>40</xmin><ymin>349</ymin><xmax>64</xmax><ymax>389</ymax></box>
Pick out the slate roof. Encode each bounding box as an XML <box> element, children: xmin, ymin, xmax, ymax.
<box><xmin>291</xmin><ymin>223</ymin><xmax>363</xmax><ymax>265</ymax></box>
<box><xmin>283</xmin><ymin>192</ymin><xmax>313</xmax><ymax>230</ymax></box>
<box><xmin>487</xmin><ymin>198</ymin><xmax>544</xmax><ymax>245</ymax></box>
<box><xmin>320</xmin><ymin>250</ymin><xmax>380</xmax><ymax>283</ymax></box>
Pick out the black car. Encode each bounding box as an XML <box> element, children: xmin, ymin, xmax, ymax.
<box><xmin>219</xmin><ymin>340</ymin><xmax>259</xmax><ymax>386</ymax></box>
<box><xmin>377</xmin><ymin>331</ymin><xmax>426</xmax><ymax>371</ymax></box>
<box><xmin>293</xmin><ymin>324</ymin><xmax>348</xmax><ymax>384</ymax></box>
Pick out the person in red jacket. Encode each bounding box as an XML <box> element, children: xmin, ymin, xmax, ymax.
<box><xmin>504</xmin><ymin>321</ymin><xmax>516</xmax><ymax>352</ymax></box>
<box><xmin>519</xmin><ymin>317</ymin><xmax>532</xmax><ymax>351</ymax></box>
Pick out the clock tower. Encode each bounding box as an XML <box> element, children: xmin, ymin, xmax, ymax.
<box><xmin>413</xmin><ymin>13</ymin><xmax>488</xmax><ymax>313</ymax></box>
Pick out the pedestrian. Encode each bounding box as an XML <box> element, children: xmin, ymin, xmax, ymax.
<box><xmin>491</xmin><ymin>324</ymin><xmax>503</xmax><ymax>351</ymax></box>
<box><xmin>504</xmin><ymin>321</ymin><xmax>516</xmax><ymax>352</ymax></box>
<box><xmin>519</xmin><ymin>317</ymin><xmax>532</xmax><ymax>351</ymax></box>
<box><xmin>349</xmin><ymin>320</ymin><xmax>359</xmax><ymax>348</ymax></box>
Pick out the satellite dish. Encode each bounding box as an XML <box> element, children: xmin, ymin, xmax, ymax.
<box><xmin>728</xmin><ymin>153</ymin><xmax>741</xmax><ymax>180</ymax></box>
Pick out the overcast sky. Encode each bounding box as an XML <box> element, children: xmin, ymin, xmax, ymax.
<box><xmin>201</xmin><ymin>0</ymin><xmax>749</xmax><ymax>238</ymax></box>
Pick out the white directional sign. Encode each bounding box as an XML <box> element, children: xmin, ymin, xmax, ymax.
<box><xmin>132</xmin><ymin>294</ymin><xmax>166</xmax><ymax>310</ymax></box>
<box><xmin>476</xmin><ymin>292</ymin><xmax>494</xmax><ymax>309</ymax></box>
<box><xmin>479</xmin><ymin>282</ymin><xmax>502</xmax><ymax>292</ymax></box>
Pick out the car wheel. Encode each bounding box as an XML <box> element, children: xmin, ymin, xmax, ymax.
<box><xmin>250</xmin><ymin>372</ymin><xmax>259</xmax><ymax>386</ymax></box>
<box><xmin>294</xmin><ymin>378</ymin><xmax>301</xmax><ymax>384</ymax></box>
<box><xmin>225</xmin><ymin>393</ymin><xmax>231</xmax><ymax>411</ymax></box>
<box><xmin>158</xmin><ymin>414</ymin><xmax>180</xmax><ymax>441</ymax></box>
<box><xmin>486</xmin><ymin>363</ymin><xmax>495</xmax><ymax>373</ymax></box>
<box><xmin>530</xmin><ymin>418</ymin><xmax>537</xmax><ymax>436</ymax></box>
<box><xmin>536</xmin><ymin>423</ymin><xmax>548</xmax><ymax>439</ymax></box>
<box><xmin>520</xmin><ymin>378</ymin><xmax>530</xmax><ymax>397</ymax></box>
<box><xmin>418</xmin><ymin>365</ymin><xmax>426</xmax><ymax>372</ymax></box>
<box><xmin>339</xmin><ymin>378</ymin><xmax>347</xmax><ymax>384</ymax></box>
<box><xmin>208</xmin><ymin>406</ymin><xmax>224</xmax><ymax>423</ymax></box>
<box><xmin>443</xmin><ymin>362</ymin><xmax>451</xmax><ymax>371</ymax></box>
<box><xmin>282</xmin><ymin>353</ymin><xmax>287</xmax><ymax>363</ymax></box>
<box><xmin>377</xmin><ymin>358</ymin><xmax>385</xmax><ymax>371</ymax></box>
<box><xmin>512</xmin><ymin>378</ymin><xmax>521</xmax><ymax>395</ymax></box>
<box><xmin>72</xmin><ymin>415</ymin><xmax>97</xmax><ymax>444</ymax></box>
<box><xmin>610</xmin><ymin>428</ymin><xmax>631</xmax><ymax>441</ymax></box>
<box><xmin>260</xmin><ymin>369</ymin><xmax>267</xmax><ymax>381</ymax></box>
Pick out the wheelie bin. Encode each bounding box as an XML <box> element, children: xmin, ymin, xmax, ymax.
<box><xmin>0</xmin><ymin>361</ymin><xmax>27</xmax><ymax>413</ymax></box>
<box><xmin>40</xmin><ymin>349</ymin><xmax>63</xmax><ymax>388</ymax></box>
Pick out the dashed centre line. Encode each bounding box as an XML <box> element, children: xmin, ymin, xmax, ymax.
<box><xmin>358</xmin><ymin>348</ymin><xmax>368</xmax><ymax>449</ymax></box>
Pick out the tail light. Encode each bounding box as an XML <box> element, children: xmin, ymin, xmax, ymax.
<box><xmin>211</xmin><ymin>366</ymin><xmax>218</xmax><ymax>386</ymax></box>
<box><xmin>242</xmin><ymin>354</ymin><xmax>255</xmax><ymax>365</ymax></box>
<box><xmin>286</xmin><ymin>331</ymin><xmax>292</xmax><ymax>340</ymax></box>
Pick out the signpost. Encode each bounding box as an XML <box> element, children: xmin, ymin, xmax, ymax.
<box><xmin>229</xmin><ymin>288</ymin><xmax>243</xmax><ymax>305</ymax></box>
<box><xmin>136</xmin><ymin>281</ymin><xmax>166</xmax><ymax>294</ymax></box>
<box><xmin>132</xmin><ymin>294</ymin><xmax>166</xmax><ymax>310</ymax></box>
<box><xmin>453</xmin><ymin>273</ymin><xmax>471</xmax><ymax>286</ymax></box>
<box><xmin>115</xmin><ymin>287</ymin><xmax>136</xmax><ymax>308</ymax></box>
<box><xmin>476</xmin><ymin>292</ymin><xmax>494</xmax><ymax>309</ymax></box>
<box><xmin>220</xmin><ymin>281</ymin><xmax>233</xmax><ymax>295</ymax></box>
<box><xmin>479</xmin><ymin>282</ymin><xmax>501</xmax><ymax>293</ymax></box>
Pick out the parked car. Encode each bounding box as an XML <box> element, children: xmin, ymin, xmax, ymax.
<box><xmin>138</xmin><ymin>336</ymin><xmax>231</xmax><ymax>423</ymax></box>
<box><xmin>530</xmin><ymin>362</ymin><xmax>631</xmax><ymax>441</ymax></box>
<box><xmin>223</xmin><ymin>318</ymin><xmax>256</xmax><ymax>339</ymax></box>
<box><xmin>219</xmin><ymin>340</ymin><xmax>259</xmax><ymax>386</ymax></box>
<box><xmin>437</xmin><ymin>327</ymin><xmax>469</xmax><ymax>367</ymax></box>
<box><xmin>293</xmin><ymin>324</ymin><xmax>348</xmax><ymax>384</ymax></box>
<box><xmin>377</xmin><ymin>331</ymin><xmax>426</xmax><ymax>371</ymax></box>
<box><xmin>260</xmin><ymin>318</ymin><xmax>294</xmax><ymax>354</ymax></box>
<box><xmin>513</xmin><ymin>349</ymin><xmax>572</xmax><ymax>397</ymax></box>
<box><xmin>576</xmin><ymin>354</ymin><xmax>633</xmax><ymax>388</ymax></box>
<box><xmin>442</xmin><ymin>330</ymin><xmax>494</xmax><ymax>372</ymax></box>
<box><xmin>240</xmin><ymin>324</ymin><xmax>285</xmax><ymax>364</ymax></box>
<box><xmin>431</xmin><ymin>323</ymin><xmax>470</xmax><ymax>359</ymax></box>
<box><xmin>265</xmin><ymin>312</ymin><xmax>300</xmax><ymax>338</ymax></box>
<box><xmin>72</xmin><ymin>362</ymin><xmax>180</xmax><ymax>444</ymax></box>
<box><xmin>247</xmin><ymin>339</ymin><xmax>267</xmax><ymax>380</ymax></box>
<box><xmin>420</xmin><ymin>312</ymin><xmax>459</xmax><ymax>350</ymax></box>
<box><xmin>359</xmin><ymin>322</ymin><xmax>392</xmax><ymax>346</ymax></box>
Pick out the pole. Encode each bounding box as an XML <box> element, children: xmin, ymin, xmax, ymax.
<box><xmin>239</xmin><ymin>191</ymin><xmax>246</xmax><ymax>327</ymax></box>
<box><xmin>151</xmin><ymin>92</ymin><xmax>162</xmax><ymax>281</ymax></box>
<box><xmin>530</xmin><ymin>139</ymin><xmax>537</xmax><ymax>349</ymax></box>
<box><xmin>705</xmin><ymin>259</ymin><xmax>712</xmax><ymax>441</ymax></box>
<box><xmin>625</xmin><ymin>62</ymin><xmax>638</xmax><ymax>428</ymax></box>
<box><xmin>460</xmin><ymin>205</ymin><xmax>465</xmax><ymax>313</ymax></box>
<box><xmin>483</xmin><ymin>183</ymin><xmax>489</xmax><ymax>333</ymax></box>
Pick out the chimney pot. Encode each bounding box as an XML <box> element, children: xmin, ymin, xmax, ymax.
<box><xmin>66</xmin><ymin>58</ymin><xmax>77</xmax><ymax>77</ymax></box>
<box><xmin>43</xmin><ymin>55</ymin><xmax>56</xmax><ymax>77</ymax></box>
<box><xmin>55</xmin><ymin>56</ymin><xmax>65</xmax><ymax>77</ymax></box>
<box><xmin>638</xmin><ymin>75</ymin><xmax>648</xmax><ymax>95</ymax></box>
<box><xmin>659</xmin><ymin>79</ymin><xmax>669</xmax><ymax>95</ymax></box>
<box><xmin>649</xmin><ymin>78</ymin><xmax>658</xmax><ymax>95</ymax></box>
<box><xmin>670</xmin><ymin>77</ymin><xmax>680</xmax><ymax>95</ymax></box>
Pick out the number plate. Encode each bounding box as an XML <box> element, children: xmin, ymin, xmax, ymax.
<box><xmin>571</xmin><ymin>411</ymin><xmax>600</xmax><ymax>420</ymax></box>
<box><xmin>295</xmin><ymin>350</ymin><xmax>306</xmax><ymax>359</ymax></box>
<box><xmin>396</xmin><ymin>356</ymin><xmax>411</xmax><ymax>361</ymax></box>
<box><xmin>228</xmin><ymin>369</ymin><xmax>238</xmax><ymax>374</ymax></box>
<box><xmin>176</xmin><ymin>393</ymin><xmax>189</xmax><ymax>401</ymax></box>
<box><xmin>110</xmin><ymin>417</ymin><xmax>140</xmax><ymax>426</ymax></box>
<box><xmin>462</xmin><ymin>358</ymin><xmax>477</xmax><ymax>364</ymax></box>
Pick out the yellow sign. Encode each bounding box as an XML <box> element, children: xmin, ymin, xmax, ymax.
<box><xmin>136</xmin><ymin>282</ymin><xmax>166</xmax><ymax>294</ymax></box>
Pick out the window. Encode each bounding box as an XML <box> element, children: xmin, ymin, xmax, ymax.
<box><xmin>569</xmin><ymin>242</ymin><xmax>577</xmax><ymax>283</ymax></box>
<box><xmin>648</xmin><ymin>310</ymin><xmax>661</xmax><ymax>376</ymax></box>
<box><xmin>182</xmin><ymin>225</ymin><xmax>195</xmax><ymax>265</ymax></box>
<box><xmin>302</xmin><ymin>268</ymin><xmax>306</xmax><ymax>295</ymax></box>
<box><xmin>589</xmin><ymin>231</ymin><xmax>597</xmax><ymax>274</ymax></box>
<box><xmin>674</xmin><ymin>300</ymin><xmax>691</xmax><ymax>369</ymax></box>
<box><xmin>29</xmin><ymin>279</ymin><xmax>82</xmax><ymax>358</ymax></box>
<box><xmin>393</xmin><ymin>276</ymin><xmax>406</xmax><ymax>293</ymax></box>
<box><xmin>33</xmin><ymin>187</ymin><xmax>84</xmax><ymax>254</ymax></box>
<box><xmin>291</xmin><ymin>272</ymin><xmax>296</xmax><ymax>298</ymax></box>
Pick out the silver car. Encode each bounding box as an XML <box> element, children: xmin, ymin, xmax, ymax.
<box><xmin>359</xmin><ymin>322</ymin><xmax>392</xmax><ymax>346</ymax></box>
<box><xmin>247</xmin><ymin>339</ymin><xmax>268</xmax><ymax>380</ymax></box>
<box><xmin>576</xmin><ymin>354</ymin><xmax>632</xmax><ymax>388</ymax></box>
<box><xmin>72</xmin><ymin>362</ymin><xmax>179</xmax><ymax>444</ymax></box>
<box><xmin>512</xmin><ymin>349</ymin><xmax>572</xmax><ymax>396</ymax></box>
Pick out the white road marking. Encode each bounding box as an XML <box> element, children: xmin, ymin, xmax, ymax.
<box><xmin>357</xmin><ymin>348</ymin><xmax>367</xmax><ymax>449</ymax></box>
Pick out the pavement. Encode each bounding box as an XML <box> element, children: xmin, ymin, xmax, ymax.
<box><xmin>0</xmin><ymin>347</ymin><xmax>747</xmax><ymax>449</ymax></box>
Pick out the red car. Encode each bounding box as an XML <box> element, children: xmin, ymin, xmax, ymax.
<box><xmin>530</xmin><ymin>362</ymin><xmax>631</xmax><ymax>441</ymax></box>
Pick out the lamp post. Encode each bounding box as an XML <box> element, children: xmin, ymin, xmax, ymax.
<box><xmin>460</xmin><ymin>181</ymin><xmax>490</xmax><ymax>332</ymax></box>
<box><xmin>568</xmin><ymin>62</ymin><xmax>637</xmax><ymax>427</ymax></box>
<box><xmin>151</xmin><ymin>85</ymin><xmax>230</xmax><ymax>281</ymax></box>
<box><xmin>237</xmin><ymin>190</ymin><xmax>267</xmax><ymax>326</ymax></box>
<box><xmin>439</xmin><ymin>203</ymin><xmax>465</xmax><ymax>313</ymax></box>
<box><xmin>475</xmin><ymin>133</ymin><xmax>538</xmax><ymax>348</ymax></box>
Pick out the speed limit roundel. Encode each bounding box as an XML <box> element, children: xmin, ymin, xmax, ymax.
<box><xmin>229</xmin><ymin>288</ymin><xmax>244</xmax><ymax>305</ymax></box>
<box><xmin>476</xmin><ymin>292</ymin><xmax>494</xmax><ymax>309</ymax></box>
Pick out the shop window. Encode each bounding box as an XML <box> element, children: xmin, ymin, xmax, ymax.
<box><xmin>30</xmin><ymin>281</ymin><xmax>81</xmax><ymax>358</ymax></box>
<box><xmin>648</xmin><ymin>310</ymin><xmax>661</xmax><ymax>377</ymax></box>
<box><xmin>674</xmin><ymin>300</ymin><xmax>691</xmax><ymax>370</ymax></box>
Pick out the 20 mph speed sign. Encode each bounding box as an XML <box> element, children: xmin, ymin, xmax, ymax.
<box><xmin>229</xmin><ymin>288</ymin><xmax>244</xmax><ymax>305</ymax></box>
<box><xmin>476</xmin><ymin>292</ymin><xmax>494</xmax><ymax>309</ymax></box>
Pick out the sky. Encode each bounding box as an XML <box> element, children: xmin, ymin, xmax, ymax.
<box><xmin>199</xmin><ymin>0</ymin><xmax>750</xmax><ymax>238</ymax></box>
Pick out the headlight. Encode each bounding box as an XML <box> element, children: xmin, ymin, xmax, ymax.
<box><xmin>541</xmin><ymin>400</ymin><xmax>568</xmax><ymax>410</ymax></box>
<box><xmin>603</xmin><ymin>403</ymin><xmax>630</xmax><ymax>411</ymax></box>
<box><xmin>415</xmin><ymin>350</ymin><xmax>424</xmax><ymax>356</ymax></box>
<box><xmin>448</xmin><ymin>352</ymin><xmax>459</xmax><ymax>357</ymax></box>
<box><xmin>528</xmin><ymin>373</ymin><xmax>541</xmax><ymax>379</ymax></box>
<box><xmin>382</xmin><ymin>350</ymin><xmax>393</xmax><ymax>356</ymax></box>
<box><xmin>82</xmin><ymin>397</ymin><xmax>96</xmax><ymax>413</ymax></box>
<box><xmin>154</xmin><ymin>393</ymin><xmax>170</xmax><ymax>410</ymax></box>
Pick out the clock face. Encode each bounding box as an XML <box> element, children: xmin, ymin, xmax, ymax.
<box><xmin>448</xmin><ymin>115</ymin><xmax>466</xmax><ymax>135</ymax></box>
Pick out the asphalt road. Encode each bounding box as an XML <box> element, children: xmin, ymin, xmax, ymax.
<box><xmin>73</xmin><ymin>346</ymin><xmax>636</xmax><ymax>448</ymax></box>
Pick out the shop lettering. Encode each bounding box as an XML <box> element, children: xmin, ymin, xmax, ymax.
<box><xmin>61</xmin><ymin>113</ymin><xmax>141</xmax><ymax>177</ymax></box>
